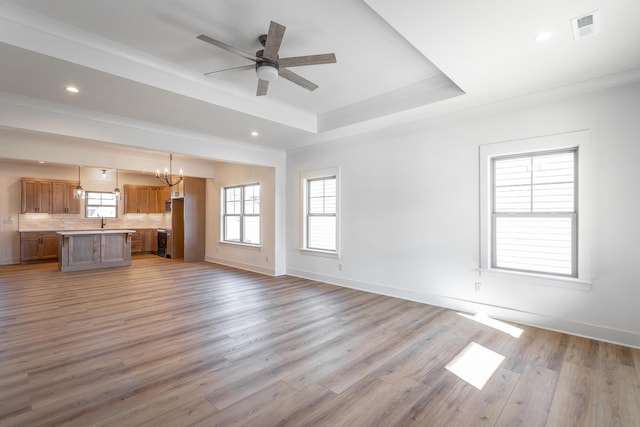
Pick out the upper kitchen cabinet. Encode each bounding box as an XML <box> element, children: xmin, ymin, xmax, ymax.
<box><xmin>51</xmin><ymin>180</ymin><xmax>80</xmax><ymax>214</ymax></box>
<box><xmin>22</xmin><ymin>178</ymin><xmax>80</xmax><ymax>214</ymax></box>
<box><xmin>149</xmin><ymin>186</ymin><xmax>171</xmax><ymax>214</ymax></box>
<box><xmin>21</xmin><ymin>179</ymin><xmax>52</xmax><ymax>213</ymax></box>
<box><xmin>124</xmin><ymin>185</ymin><xmax>168</xmax><ymax>214</ymax></box>
<box><xmin>124</xmin><ymin>185</ymin><xmax>150</xmax><ymax>214</ymax></box>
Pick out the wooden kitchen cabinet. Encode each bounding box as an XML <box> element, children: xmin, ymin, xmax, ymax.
<box><xmin>124</xmin><ymin>185</ymin><xmax>168</xmax><ymax>214</ymax></box>
<box><xmin>149</xmin><ymin>228</ymin><xmax>158</xmax><ymax>253</ymax></box>
<box><xmin>20</xmin><ymin>232</ymin><xmax>58</xmax><ymax>263</ymax></box>
<box><xmin>124</xmin><ymin>185</ymin><xmax>150</xmax><ymax>214</ymax></box>
<box><xmin>130</xmin><ymin>230</ymin><xmax>142</xmax><ymax>253</ymax></box>
<box><xmin>149</xmin><ymin>186</ymin><xmax>170</xmax><ymax>214</ymax></box>
<box><xmin>22</xmin><ymin>178</ymin><xmax>79</xmax><ymax>215</ymax></box>
<box><xmin>21</xmin><ymin>179</ymin><xmax>52</xmax><ymax>213</ymax></box>
<box><xmin>51</xmin><ymin>180</ymin><xmax>80</xmax><ymax>214</ymax></box>
<box><xmin>130</xmin><ymin>229</ymin><xmax>157</xmax><ymax>254</ymax></box>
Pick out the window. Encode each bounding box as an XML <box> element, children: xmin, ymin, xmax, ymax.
<box><xmin>85</xmin><ymin>191</ymin><xmax>117</xmax><ymax>218</ymax></box>
<box><xmin>302</xmin><ymin>168</ymin><xmax>339</xmax><ymax>253</ymax></box>
<box><xmin>492</xmin><ymin>149</ymin><xmax>576</xmax><ymax>276</ymax></box>
<box><xmin>223</xmin><ymin>184</ymin><xmax>260</xmax><ymax>245</ymax></box>
<box><xmin>479</xmin><ymin>130</ymin><xmax>591</xmax><ymax>286</ymax></box>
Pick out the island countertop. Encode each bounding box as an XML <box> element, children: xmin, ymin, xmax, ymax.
<box><xmin>56</xmin><ymin>229</ymin><xmax>136</xmax><ymax>236</ymax></box>
<box><xmin>57</xmin><ymin>230</ymin><xmax>136</xmax><ymax>272</ymax></box>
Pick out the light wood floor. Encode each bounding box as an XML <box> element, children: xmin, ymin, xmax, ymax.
<box><xmin>1</xmin><ymin>256</ymin><xmax>639</xmax><ymax>426</ymax></box>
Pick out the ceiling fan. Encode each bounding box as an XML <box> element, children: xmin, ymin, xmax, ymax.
<box><xmin>197</xmin><ymin>21</ymin><xmax>336</xmax><ymax>96</ymax></box>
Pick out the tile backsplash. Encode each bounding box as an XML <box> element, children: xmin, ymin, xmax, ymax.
<box><xmin>18</xmin><ymin>213</ymin><xmax>171</xmax><ymax>231</ymax></box>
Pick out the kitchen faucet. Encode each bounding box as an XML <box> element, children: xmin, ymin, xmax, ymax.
<box><xmin>100</xmin><ymin>216</ymin><xmax>106</xmax><ymax>229</ymax></box>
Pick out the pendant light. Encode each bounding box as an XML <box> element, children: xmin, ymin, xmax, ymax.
<box><xmin>73</xmin><ymin>166</ymin><xmax>85</xmax><ymax>199</ymax></box>
<box><xmin>113</xmin><ymin>169</ymin><xmax>121</xmax><ymax>200</ymax></box>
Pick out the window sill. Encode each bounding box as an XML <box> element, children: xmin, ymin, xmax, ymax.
<box><xmin>219</xmin><ymin>241</ymin><xmax>262</xmax><ymax>251</ymax></box>
<box><xmin>479</xmin><ymin>268</ymin><xmax>592</xmax><ymax>292</ymax></box>
<box><xmin>299</xmin><ymin>248</ymin><xmax>340</xmax><ymax>259</ymax></box>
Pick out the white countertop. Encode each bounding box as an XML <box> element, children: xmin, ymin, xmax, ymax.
<box><xmin>56</xmin><ymin>229</ymin><xmax>136</xmax><ymax>235</ymax></box>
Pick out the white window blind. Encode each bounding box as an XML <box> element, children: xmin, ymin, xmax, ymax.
<box><xmin>223</xmin><ymin>184</ymin><xmax>260</xmax><ymax>245</ymax></box>
<box><xmin>306</xmin><ymin>176</ymin><xmax>336</xmax><ymax>251</ymax></box>
<box><xmin>492</xmin><ymin>150</ymin><xmax>577</xmax><ymax>276</ymax></box>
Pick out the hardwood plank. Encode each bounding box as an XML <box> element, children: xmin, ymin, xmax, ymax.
<box><xmin>380</xmin><ymin>367</ymin><xmax>474</xmax><ymax>426</ymax></box>
<box><xmin>564</xmin><ymin>335</ymin><xmax>599</xmax><ymax>368</ymax></box>
<box><xmin>596</xmin><ymin>354</ymin><xmax>640</xmax><ymax>426</ymax></box>
<box><xmin>444</xmin><ymin>367</ymin><xmax>520</xmax><ymax>427</ymax></box>
<box><xmin>281</xmin><ymin>375</ymin><xmax>395</xmax><ymax>426</ymax></box>
<box><xmin>495</xmin><ymin>363</ymin><xmax>559</xmax><ymax>427</ymax></box>
<box><xmin>634</xmin><ymin>348</ymin><xmax>640</xmax><ymax>392</ymax></box>
<box><xmin>201</xmin><ymin>382</ymin><xmax>333</xmax><ymax>427</ymax></box>
<box><xmin>546</xmin><ymin>362</ymin><xmax>597</xmax><ymax>427</ymax></box>
<box><xmin>0</xmin><ymin>257</ymin><xmax>638</xmax><ymax>426</ymax></box>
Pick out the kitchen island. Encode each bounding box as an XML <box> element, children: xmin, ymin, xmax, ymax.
<box><xmin>57</xmin><ymin>230</ymin><xmax>135</xmax><ymax>272</ymax></box>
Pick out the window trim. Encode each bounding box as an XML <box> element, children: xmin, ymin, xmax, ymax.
<box><xmin>85</xmin><ymin>191</ymin><xmax>118</xmax><ymax>218</ymax></box>
<box><xmin>300</xmin><ymin>167</ymin><xmax>340</xmax><ymax>257</ymax></box>
<box><xmin>479</xmin><ymin>130</ymin><xmax>591</xmax><ymax>288</ymax></box>
<box><xmin>222</xmin><ymin>183</ymin><xmax>261</xmax><ymax>246</ymax></box>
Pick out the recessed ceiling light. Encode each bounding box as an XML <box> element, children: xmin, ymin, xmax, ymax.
<box><xmin>251</xmin><ymin>131</ymin><xmax>259</xmax><ymax>137</ymax></box>
<box><xmin>38</xmin><ymin>161</ymin><xmax>46</xmax><ymax>164</ymax></box>
<box><xmin>534</xmin><ymin>32</ymin><xmax>553</xmax><ymax>42</ymax></box>
<box><xmin>66</xmin><ymin>86</ymin><xmax>79</xmax><ymax>93</ymax></box>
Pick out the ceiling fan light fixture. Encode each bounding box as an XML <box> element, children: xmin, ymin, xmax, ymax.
<box><xmin>256</xmin><ymin>63</ymin><xmax>279</xmax><ymax>81</ymax></box>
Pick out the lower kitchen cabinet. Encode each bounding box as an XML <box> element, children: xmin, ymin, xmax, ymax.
<box><xmin>131</xmin><ymin>229</ymin><xmax>158</xmax><ymax>254</ymax></box>
<box><xmin>20</xmin><ymin>232</ymin><xmax>58</xmax><ymax>263</ymax></box>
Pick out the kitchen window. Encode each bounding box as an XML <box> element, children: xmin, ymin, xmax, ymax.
<box><xmin>85</xmin><ymin>191</ymin><xmax>117</xmax><ymax>218</ymax></box>
<box><xmin>223</xmin><ymin>183</ymin><xmax>260</xmax><ymax>245</ymax></box>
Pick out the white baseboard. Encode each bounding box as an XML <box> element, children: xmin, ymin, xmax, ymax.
<box><xmin>286</xmin><ymin>268</ymin><xmax>640</xmax><ymax>350</ymax></box>
<box><xmin>205</xmin><ymin>256</ymin><xmax>275</xmax><ymax>276</ymax></box>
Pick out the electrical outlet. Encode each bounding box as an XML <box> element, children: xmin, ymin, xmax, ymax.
<box><xmin>338</xmin><ymin>263</ymin><xmax>342</xmax><ymax>271</ymax></box>
<box><xmin>265</xmin><ymin>256</ymin><xmax>269</xmax><ymax>262</ymax></box>
<box><xmin>475</xmin><ymin>282</ymin><xmax>482</xmax><ymax>293</ymax></box>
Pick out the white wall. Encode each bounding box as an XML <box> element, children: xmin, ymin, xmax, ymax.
<box><xmin>206</xmin><ymin>162</ymin><xmax>278</xmax><ymax>276</ymax></box>
<box><xmin>286</xmin><ymin>81</ymin><xmax>640</xmax><ymax>348</ymax></box>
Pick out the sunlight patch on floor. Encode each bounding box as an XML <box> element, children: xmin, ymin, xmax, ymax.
<box><xmin>445</xmin><ymin>342</ymin><xmax>505</xmax><ymax>390</ymax></box>
<box><xmin>458</xmin><ymin>312</ymin><xmax>523</xmax><ymax>338</ymax></box>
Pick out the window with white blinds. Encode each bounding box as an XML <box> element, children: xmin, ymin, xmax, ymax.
<box><xmin>492</xmin><ymin>149</ymin><xmax>577</xmax><ymax>276</ymax></box>
<box><xmin>223</xmin><ymin>183</ymin><xmax>260</xmax><ymax>245</ymax></box>
<box><xmin>305</xmin><ymin>175</ymin><xmax>337</xmax><ymax>252</ymax></box>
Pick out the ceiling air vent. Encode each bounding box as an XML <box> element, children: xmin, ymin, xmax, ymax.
<box><xmin>571</xmin><ymin>10</ymin><xmax>600</xmax><ymax>40</ymax></box>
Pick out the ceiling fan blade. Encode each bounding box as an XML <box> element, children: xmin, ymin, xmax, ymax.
<box><xmin>263</xmin><ymin>21</ymin><xmax>286</xmax><ymax>61</ymax></box>
<box><xmin>197</xmin><ymin>34</ymin><xmax>259</xmax><ymax>62</ymax></box>
<box><xmin>279</xmin><ymin>68</ymin><xmax>318</xmax><ymax>91</ymax></box>
<box><xmin>204</xmin><ymin>64</ymin><xmax>255</xmax><ymax>76</ymax></box>
<box><xmin>257</xmin><ymin>79</ymin><xmax>269</xmax><ymax>96</ymax></box>
<box><xmin>278</xmin><ymin>53</ymin><xmax>336</xmax><ymax>68</ymax></box>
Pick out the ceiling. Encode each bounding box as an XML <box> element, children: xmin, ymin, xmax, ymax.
<box><xmin>1</xmin><ymin>0</ymin><xmax>639</xmax><ymax>152</ymax></box>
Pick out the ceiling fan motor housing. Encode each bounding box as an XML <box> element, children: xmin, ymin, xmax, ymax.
<box><xmin>256</xmin><ymin>62</ymin><xmax>279</xmax><ymax>81</ymax></box>
<box><xmin>255</xmin><ymin>49</ymin><xmax>279</xmax><ymax>81</ymax></box>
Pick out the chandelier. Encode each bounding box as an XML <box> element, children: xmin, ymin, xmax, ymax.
<box><xmin>156</xmin><ymin>153</ymin><xmax>183</xmax><ymax>187</ymax></box>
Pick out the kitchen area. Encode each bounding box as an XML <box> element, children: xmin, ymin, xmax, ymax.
<box><xmin>3</xmin><ymin>162</ymin><xmax>205</xmax><ymax>269</ymax></box>
<box><xmin>0</xmin><ymin>144</ymin><xmax>277</xmax><ymax>276</ymax></box>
